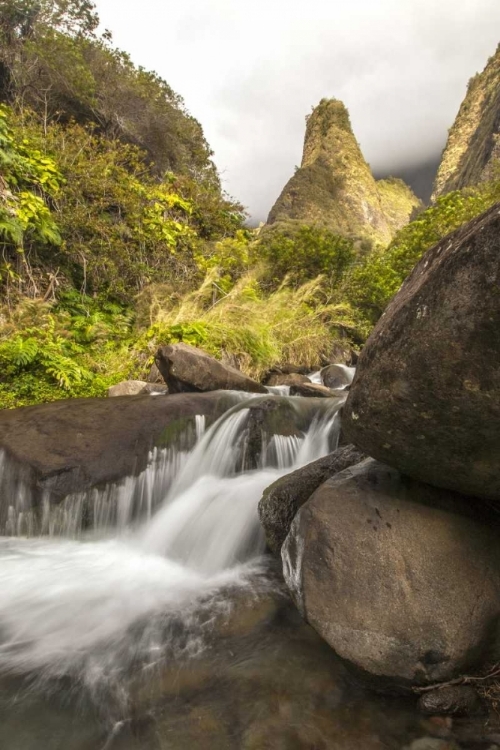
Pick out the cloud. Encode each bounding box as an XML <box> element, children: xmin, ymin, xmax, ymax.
<box><xmin>95</xmin><ymin>0</ymin><xmax>500</xmax><ymax>221</ymax></box>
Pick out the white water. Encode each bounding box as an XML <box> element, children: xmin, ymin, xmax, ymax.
<box><xmin>0</xmin><ymin>394</ymin><xmax>342</xmax><ymax>688</ymax></box>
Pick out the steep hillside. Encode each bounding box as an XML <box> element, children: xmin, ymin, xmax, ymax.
<box><xmin>432</xmin><ymin>44</ymin><xmax>500</xmax><ymax>200</ymax></box>
<box><xmin>267</xmin><ymin>99</ymin><xmax>421</xmax><ymax>245</ymax></box>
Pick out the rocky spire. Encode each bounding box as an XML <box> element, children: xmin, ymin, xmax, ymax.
<box><xmin>267</xmin><ymin>98</ymin><xmax>421</xmax><ymax>245</ymax></box>
<box><xmin>432</xmin><ymin>44</ymin><xmax>500</xmax><ymax>202</ymax></box>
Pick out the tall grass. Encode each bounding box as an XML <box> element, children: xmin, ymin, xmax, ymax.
<box><xmin>135</xmin><ymin>270</ymin><xmax>362</xmax><ymax>379</ymax></box>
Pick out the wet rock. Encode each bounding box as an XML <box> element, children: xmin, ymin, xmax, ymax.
<box><xmin>108</xmin><ymin>380</ymin><xmax>147</xmax><ymax>397</ymax></box>
<box><xmin>258</xmin><ymin>445</ymin><xmax>365</xmax><ymax>554</ymax></box>
<box><xmin>156</xmin><ymin>343</ymin><xmax>267</xmax><ymax>394</ymax></box>
<box><xmin>282</xmin><ymin>459</ymin><xmax>500</xmax><ymax>689</ymax></box>
<box><xmin>320</xmin><ymin>364</ymin><xmax>354</xmax><ymax>389</ymax></box>
<box><xmin>262</xmin><ymin>364</ymin><xmax>311</xmax><ymax>383</ymax></box>
<box><xmin>265</xmin><ymin>372</ymin><xmax>309</xmax><ymax>387</ymax></box>
<box><xmin>418</xmin><ymin>686</ymin><xmax>485</xmax><ymax>717</ymax></box>
<box><xmin>290</xmin><ymin>382</ymin><xmax>339</xmax><ymax>398</ymax></box>
<box><xmin>0</xmin><ymin>391</ymin><xmax>235</xmax><ymax>501</ymax></box>
<box><xmin>343</xmin><ymin>203</ymin><xmax>500</xmax><ymax>502</ymax></box>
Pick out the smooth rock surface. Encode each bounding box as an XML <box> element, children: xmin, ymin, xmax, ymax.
<box><xmin>343</xmin><ymin>204</ymin><xmax>500</xmax><ymax>501</ymax></box>
<box><xmin>290</xmin><ymin>382</ymin><xmax>339</xmax><ymax>398</ymax></box>
<box><xmin>108</xmin><ymin>380</ymin><xmax>147</xmax><ymax>397</ymax></box>
<box><xmin>258</xmin><ymin>445</ymin><xmax>365</xmax><ymax>554</ymax></box>
<box><xmin>282</xmin><ymin>459</ymin><xmax>500</xmax><ymax>688</ymax></box>
<box><xmin>156</xmin><ymin>343</ymin><xmax>267</xmax><ymax>394</ymax></box>
<box><xmin>0</xmin><ymin>392</ymin><xmax>234</xmax><ymax>499</ymax></box>
<box><xmin>265</xmin><ymin>372</ymin><xmax>309</xmax><ymax>387</ymax></box>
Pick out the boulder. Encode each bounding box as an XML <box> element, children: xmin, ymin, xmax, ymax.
<box><xmin>282</xmin><ymin>459</ymin><xmax>500</xmax><ymax>688</ymax></box>
<box><xmin>290</xmin><ymin>382</ymin><xmax>341</xmax><ymax>399</ymax></box>
<box><xmin>141</xmin><ymin>383</ymin><xmax>169</xmax><ymax>395</ymax></box>
<box><xmin>108</xmin><ymin>380</ymin><xmax>147</xmax><ymax>397</ymax></box>
<box><xmin>343</xmin><ymin>204</ymin><xmax>500</xmax><ymax>501</ymax></box>
<box><xmin>320</xmin><ymin>364</ymin><xmax>355</xmax><ymax>389</ymax></box>
<box><xmin>156</xmin><ymin>343</ymin><xmax>267</xmax><ymax>394</ymax></box>
<box><xmin>258</xmin><ymin>445</ymin><xmax>365</xmax><ymax>554</ymax></box>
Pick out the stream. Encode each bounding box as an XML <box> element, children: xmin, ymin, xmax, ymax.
<box><xmin>0</xmin><ymin>391</ymin><xmax>493</xmax><ymax>749</ymax></box>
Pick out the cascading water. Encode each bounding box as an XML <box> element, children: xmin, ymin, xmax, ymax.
<box><xmin>0</xmin><ymin>393</ymin><xmax>341</xmax><ymax>697</ymax></box>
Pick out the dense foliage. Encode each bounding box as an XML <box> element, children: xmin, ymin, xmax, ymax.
<box><xmin>1</xmin><ymin>0</ymin><xmax>499</xmax><ymax>409</ymax></box>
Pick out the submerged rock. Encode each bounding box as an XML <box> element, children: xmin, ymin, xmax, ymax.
<box><xmin>282</xmin><ymin>459</ymin><xmax>500</xmax><ymax>689</ymax></box>
<box><xmin>258</xmin><ymin>445</ymin><xmax>365</xmax><ymax>554</ymax></box>
<box><xmin>343</xmin><ymin>203</ymin><xmax>500</xmax><ymax>502</ymax></box>
<box><xmin>156</xmin><ymin>343</ymin><xmax>267</xmax><ymax>394</ymax></box>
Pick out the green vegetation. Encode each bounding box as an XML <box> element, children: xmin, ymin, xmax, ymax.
<box><xmin>345</xmin><ymin>177</ymin><xmax>500</xmax><ymax>322</ymax></box>
<box><xmin>0</xmin><ymin>1</ymin><xmax>499</xmax><ymax>409</ymax></box>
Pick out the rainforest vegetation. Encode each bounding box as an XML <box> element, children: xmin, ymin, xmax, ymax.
<box><xmin>0</xmin><ymin>0</ymin><xmax>499</xmax><ymax>408</ymax></box>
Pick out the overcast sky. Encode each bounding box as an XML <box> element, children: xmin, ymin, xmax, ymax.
<box><xmin>94</xmin><ymin>0</ymin><xmax>500</xmax><ymax>222</ymax></box>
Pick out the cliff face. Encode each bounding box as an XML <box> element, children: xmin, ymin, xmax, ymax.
<box><xmin>432</xmin><ymin>45</ymin><xmax>500</xmax><ymax>201</ymax></box>
<box><xmin>267</xmin><ymin>99</ymin><xmax>421</xmax><ymax>245</ymax></box>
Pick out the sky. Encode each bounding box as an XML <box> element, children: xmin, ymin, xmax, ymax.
<box><xmin>94</xmin><ymin>0</ymin><xmax>500</xmax><ymax>222</ymax></box>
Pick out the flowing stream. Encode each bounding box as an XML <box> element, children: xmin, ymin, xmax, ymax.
<box><xmin>0</xmin><ymin>396</ymin><xmax>341</xmax><ymax>694</ymax></box>
<box><xmin>0</xmin><ymin>391</ymin><xmax>487</xmax><ymax>749</ymax></box>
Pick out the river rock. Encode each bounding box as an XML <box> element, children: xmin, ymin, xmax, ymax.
<box><xmin>282</xmin><ymin>459</ymin><xmax>500</xmax><ymax>688</ymax></box>
<box><xmin>290</xmin><ymin>382</ymin><xmax>339</xmax><ymax>398</ymax></box>
<box><xmin>343</xmin><ymin>204</ymin><xmax>500</xmax><ymax>501</ymax></box>
<box><xmin>265</xmin><ymin>372</ymin><xmax>309</xmax><ymax>387</ymax></box>
<box><xmin>258</xmin><ymin>445</ymin><xmax>365</xmax><ymax>554</ymax></box>
<box><xmin>418</xmin><ymin>686</ymin><xmax>485</xmax><ymax>717</ymax></box>
<box><xmin>107</xmin><ymin>380</ymin><xmax>147</xmax><ymax>397</ymax></box>
<box><xmin>0</xmin><ymin>392</ymin><xmax>235</xmax><ymax>501</ymax></box>
<box><xmin>320</xmin><ymin>364</ymin><xmax>354</xmax><ymax>389</ymax></box>
<box><xmin>156</xmin><ymin>343</ymin><xmax>267</xmax><ymax>394</ymax></box>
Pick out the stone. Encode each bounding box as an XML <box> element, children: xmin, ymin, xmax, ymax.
<box><xmin>290</xmin><ymin>382</ymin><xmax>340</xmax><ymax>398</ymax></box>
<box><xmin>320</xmin><ymin>364</ymin><xmax>354</xmax><ymax>389</ymax></box>
<box><xmin>258</xmin><ymin>445</ymin><xmax>365</xmax><ymax>554</ymax></box>
<box><xmin>156</xmin><ymin>343</ymin><xmax>267</xmax><ymax>394</ymax></box>
<box><xmin>0</xmin><ymin>391</ymin><xmax>235</xmax><ymax>501</ymax></box>
<box><xmin>343</xmin><ymin>203</ymin><xmax>500</xmax><ymax>501</ymax></box>
<box><xmin>282</xmin><ymin>459</ymin><xmax>500</xmax><ymax>688</ymax></box>
<box><xmin>107</xmin><ymin>380</ymin><xmax>147</xmax><ymax>397</ymax></box>
<box><xmin>265</xmin><ymin>372</ymin><xmax>309</xmax><ymax>387</ymax></box>
<box><xmin>418</xmin><ymin>686</ymin><xmax>485</xmax><ymax>717</ymax></box>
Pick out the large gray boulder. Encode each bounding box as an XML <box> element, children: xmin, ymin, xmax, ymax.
<box><xmin>258</xmin><ymin>445</ymin><xmax>365</xmax><ymax>554</ymax></box>
<box><xmin>156</xmin><ymin>343</ymin><xmax>267</xmax><ymax>394</ymax></box>
<box><xmin>282</xmin><ymin>459</ymin><xmax>500</xmax><ymax>688</ymax></box>
<box><xmin>343</xmin><ymin>204</ymin><xmax>500</xmax><ymax>501</ymax></box>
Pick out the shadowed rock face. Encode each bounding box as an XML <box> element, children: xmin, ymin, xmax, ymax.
<box><xmin>258</xmin><ymin>445</ymin><xmax>365</xmax><ymax>554</ymax></box>
<box><xmin>156</xmin><ymin>343</ymin><xmax>267</xmax><ymax>394</ymax></box>
<box><xmin>282</xmin><ymin>459</ymin><xmax>500</xmax><ymax>689</ymax></box>
<box><xmin>432</xmin><ymin>44</ymin><xmax>500</xmax><ymax>201</ymax></box>
<box><xmin>267</xmin><ymin>98</ymin><xmax>421</xmax><ymax>245</ymax></box>
<box><xmin>343</xmin><ymin>203</ymin><xmax>500</xmax><ymax>502</ymax></box>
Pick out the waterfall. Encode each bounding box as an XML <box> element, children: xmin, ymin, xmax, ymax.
<box><xmin>0</xmin><ymin>391</ymin><xmax>343</xmax><ymax>687</ymax></box>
